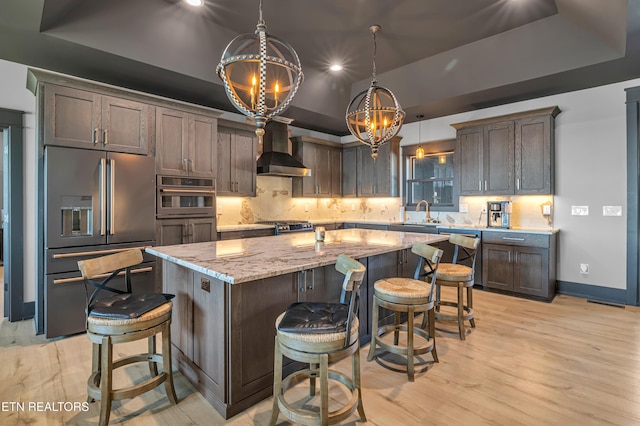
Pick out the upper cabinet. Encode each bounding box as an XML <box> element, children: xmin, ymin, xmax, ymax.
<box><xmin>452</xmin><ymin>106</ymin><xmax>560</xmax><ymax>196</ymax></box>
<box><xmin>342</xmin><ymin>137</ymin><xmax>401</xmax><ymax>198</ymax></box>
<box><xmin>156</xmin><ymin>107</ymin><xmax>218</xmax><ymax>178</ymax></box>
<box><xmin>44</xmin><ymin>84</ymin><xmax>152</xmax><ymax>155</ymax></box>
<box><xmin>217</xmin><ymin>120</ymin><xmax>257</xmax><ymax>196</ymax></box>
<box><xmin>291</xmin><ymin>136</ymin><xmax>342</xmax><ymax>198</ymax></box>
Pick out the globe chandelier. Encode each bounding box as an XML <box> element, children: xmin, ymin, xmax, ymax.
<box><xmin>216</xmin><ymin>0</ymin><xmax>303</xmax><ymax>142</ymax></box>
<box><xmin>346</xmin><ymin>25</ymin><xmax>405</xmax><ymax>159</ymax></box>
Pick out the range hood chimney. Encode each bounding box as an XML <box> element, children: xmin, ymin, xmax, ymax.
<box><xmin>257</xmin><ymin>120</ymin><xmax>311</xmax><ymax>177</ymax></box>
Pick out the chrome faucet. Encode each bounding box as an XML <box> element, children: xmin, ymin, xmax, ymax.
<box><xmin>415</xmin><ymin>199</ymin><xmax>434</xmax><ymax>223</ymax></box>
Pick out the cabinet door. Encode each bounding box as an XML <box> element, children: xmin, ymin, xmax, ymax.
<box><xmin>44</xmin><ymin>85</ymin><xmax>101</xmax><ymax>149</ymax></box>
<box><xmin>357</xmin><ymin>146</ymin><xmax>376</xmax><ymax>196</ymax></box>
<box><xmin>156</xmin><ymin>218</ymin><xmax>187</xmax><ymax>246</ymax></box>
<box><xmin>457</xmin><ymin>126</ymin><xmax>483</xmax><ymax>195</ymax></box>
<box><xmin>189</xmin><ymin>217</ymin><xmax>217</xmax><ymax>243</ymax></box>
<box><xmin>482</xmin><ymin>243</ymin><xmax>514</xmax><ymax>291</ymax></box>
<box><xmin>315</xmin><ymin>145</ymin><xmax>332</xmax><ymax>196</ymax></box>
<box><xmin>189</xmin><ymin>114</ymin><xmax>217</xmax><ymax>178</ymax></box>
<box><xmin>101</xmin><ymin>96</ymin><xmax>150</xmax><ymax>154</ymax></box>
<box><xmin>233</xmin><ymin>129</ymin><xmax>257</xmax><ymax>196</ymax></box>
<box><xmin>330</xmin><ymin>148</ymin><xmax>342</xmax><ymax>197</ymax></box>
<box><xmin>484</xmin><ymin>122</ymin><xmax>514</xmax><ymax>194</ymax></box>
<box><xmin>192</xmin><ymin>273</ymin><xmax>226</xmax><ymax>399</ymax></box>
<box><xmin>515</xmin><ymin>116</ymin><xmax>552</xmax><ymax>194</ymax></box>
<box><xmin>342</xmin><ymin>147</ymin><xmax>358</xmax><ymax>197</ymax></box>
<box><xmin>216</xmin><ymin>127</ymin><xmax>234</xmax><ymax>194</ymax></box>
<box><xmin>229</xmin><ymin>273</ymin><xmax>298</xmax><ymax>402</ymax></box>
<box><xmin>156</xmin><ymin>108</ymin><xmax>189</xmax><ymax>176</ymax></box>
<box><xmin>301</xmin><ymin>143</ymin><xmax>317</xmax><ymax>196</ymax></box>
<box><xmin>373</xmin><ymin>142</ymin><xmax>392</xmax><ymax>196</ymax></box>
<box><xmin>162</xmin><ymin>263</ymin><xmax>193</xmax><ymax>358</ymax></box>
<box><xmin>513</xmin><ymin>246</ymin><xmax>549</xmax><ymax>298</ymax></box>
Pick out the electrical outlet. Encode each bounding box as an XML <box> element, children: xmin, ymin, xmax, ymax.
<box><xmin>571</xmin><ymin>206</ymin><xmax>589</xmax><ymax>216</ymax></box>
<box><xmin>351</xmin><ymin>203</ymin><xmax>356</xmax><ymax>212</ymax></box>
<box><xmin>304</xmin><ymin>203</ymin><xmax>309</xmax><ymax>212</ymax></box>
<box><xmin>603</xmin><ymin>206</ymin><xmax>622</xmax><ymax>216</ymax></box>
<box><xmin>459</xmin><ymin>204</ymin><xmax>468</xmax><ymax>213</ymax></box>
<box><xmin>542</xmin><ymin>205</ymin><xmax>551</xmax><ymax>215</ymax></box>
<box><xmin>217</xmin><ymin>204</ymin><xmax>223</xmax><ymax>214</ymax></box>
<box><xmin>580</xmin><ymin>263</ymin><xmax>589</xmax><ymax>274</ymax></box>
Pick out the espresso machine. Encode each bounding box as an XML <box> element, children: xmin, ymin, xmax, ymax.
<box><xmin>487</xmin><ymin>201</ymin><xmax>512</xmax><ymax>228</ymax></box>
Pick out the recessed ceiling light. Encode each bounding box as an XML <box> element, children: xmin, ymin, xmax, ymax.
<box><xmin>184</xmin><ymin>0</ymin><xmax>204</xmax><ymax>7</ymax></box>
<box><xmin>330</xmin><ymin>64</ymin><xmax>343</xmax><ymax>72</ymax></box>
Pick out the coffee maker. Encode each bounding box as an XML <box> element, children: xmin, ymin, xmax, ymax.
<box><xmin>487</xmin><ymin>201</ymin><xmax>512</xmax><ymax>228</ymax></box>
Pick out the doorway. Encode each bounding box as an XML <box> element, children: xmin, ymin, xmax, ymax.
<box><xmin>0</xmin><ymin>108</ymin><xmax>24</xmax><ymax>320</ymax></box>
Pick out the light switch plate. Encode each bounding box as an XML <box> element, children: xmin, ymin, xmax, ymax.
<box><xmin>542</xmin><ymin>205</ymin><xmax>551</xmax><ymax>215</ymax></box>
<box><xmin>603</xmin><ymin>206</ymin><xmax>622</xmax><ymax>216</ymax></box>
<box><xmin>571</xmin><ymin>206</ymin><xmax>589</xmax><ymax>216</ymax></box>
<box><xmin>459</xmin><ymin>204</ymin><xmax>468</xmax><ymax>213</ymax></box>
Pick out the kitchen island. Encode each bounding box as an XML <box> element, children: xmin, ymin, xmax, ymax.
<box><xmin>147</xmin><ymin>229</ymin><xmax>448</xmax><ymax>418</ymax></box>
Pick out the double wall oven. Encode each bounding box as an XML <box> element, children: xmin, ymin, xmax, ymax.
<box><xmin>156</xmin><ymin>176</ymin><xmax>216</xmax><ymax>218</ymax></box>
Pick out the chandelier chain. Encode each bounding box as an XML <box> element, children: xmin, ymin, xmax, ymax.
<box><xmin>258</xmin><ymin>0</ymin><xmax>264</xmax><ymax>26</ymax></box>
<box><xmin>371</xmin><ymin>30</ymin><xmax>377</xmax><ymax>84</ymax></box>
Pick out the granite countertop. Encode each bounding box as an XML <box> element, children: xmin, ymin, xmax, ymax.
<box><xmin>217</xmin><ymin>224</ymin><xmax>275</xmax><ymax>232</ymax></box>
<box><xmin>147</xmin><ymin>229</ymin><xmax>448</xmax><ymax>284</ymax></box>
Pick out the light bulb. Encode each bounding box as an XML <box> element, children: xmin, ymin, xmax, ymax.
<box><xmin>416</xmin><ymin>146</ymin><xmax>425</xmax><ymax>160</ymax></box>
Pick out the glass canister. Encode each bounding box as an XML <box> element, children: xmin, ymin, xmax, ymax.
<box><xmin>315</xmin><ymin>226</ymin><xmax>325</xmax><ymax>242</ymax></box>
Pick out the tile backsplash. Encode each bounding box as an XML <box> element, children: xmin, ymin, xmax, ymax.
<box><xmin>216</xmin><ymin>176</ymin><xmax>554</xmax><ymax>228</ymax></box>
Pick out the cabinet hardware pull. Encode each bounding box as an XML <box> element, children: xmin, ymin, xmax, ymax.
<box><xmin>103</xmin><ymin>129</ymin><xmax>109</xmax><ymax>145</ymax></box>
<box><xmin>53</xmin><ymin>267</ymin><xmax>152</xmax><ymax>285</ymax></box>
<box><xmin>298</xmin><ymin>270</ymin><xmax>306</xmax><ymax>292</ymax></box>
<box><xmin>52</xmin><ymin>245</ymin><xmax>152</xmax><ymax>259</ymax></box>
<box><xmin>93</xmin><ymin>128</ymin><xmax>98</xmax><ymax>145</ymax></box>
<box><xmin>516</xmin><ymin>178</ymin><xmax>520</xmax><ymax>190</ymax></box>
<box><xmin>109</xmin><ymin>159</ymin><xmax>115</xmax><ymax>235</ymax></box>
<box><xmin>515</xmin><ymin>252</ymin><xmax>518</xmax><ymax>263</ymax></box>
<box><xmin>308</xmin><ymin>269</ymin><xmax>315</xmax><ymax>290</ymax></box>
<box><xmin>502</xmin><ymin>237</ymin><xmax>525</xmax><ymax>241</ymax></box>
<box><xmin>182</xmin><ymin>158</ymin><xmax>187</xmax><ymax>171</ymax></box>
<box><xmin>484</xmin><ymin>180</ymin><xmax>487</xmax><ymax>191</ymax></box>
<box><xmin>100</xmin><ymin>158</ymin><xmax>106</xmax><ymax>236</ymax></box>
<box><xmin>479</xmin><ymin>180</ymin><xmax>482</xmax><ymax>191</ymax></box>
<box><xmin>508</xmin><ymin>252</ymin><xmax>511</xmax><ymax>263</ymax></box>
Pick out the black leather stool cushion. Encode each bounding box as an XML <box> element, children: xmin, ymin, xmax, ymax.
<box><xmin>278</xmin><ymin>302</ymin><xmax>349</xmax><ymax>334</ymax></box>
<box><xmin>89</xmin><ymin>293</ymin><xmax>175</xmax><ymax>320</ymax></box>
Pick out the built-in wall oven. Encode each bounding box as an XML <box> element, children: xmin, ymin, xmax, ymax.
<box><xmin>156</xmin><ymin>176</ymin><xmax>216</xmax><ymax>218</ymax></box>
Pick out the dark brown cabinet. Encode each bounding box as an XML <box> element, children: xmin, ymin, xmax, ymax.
<box><xmin>291</xmin><ymin>137</ymin><xmax>342</xmax><ymax>198</ymax></box>
<box><xmin>44</xmin><ymin>84</ymin><xmax>152</xmax><ymax>154</ymax></box>
<box><xmin>156</xmin><ymin>107</ymin><xmax>218</xmax><ymax>178</ymax></box>
<box><xmin>217</xmin><ymin>121</ymin><xmax>257</xmax><ymax>196</ymax></box>
<box><xmin>341</xmin><ymin>138</ymin><xmax>401</xmax><ymax>197</ymax></box>
<box><xmin>482</xmin><ymin>231</ymin><xmax>557</xmax><ymax>300</ymax></box>
<box><xmin>453</xmin><ymin>106</ymin><xmax>559</xmax><ymax>196</ymax></box>
<box><xmin>156</xmin><ymin>217</ymin><xmax>216</xmax><ymax>246</ymax></box>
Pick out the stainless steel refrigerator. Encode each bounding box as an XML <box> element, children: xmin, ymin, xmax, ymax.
<box><xmin>44</xmin><ymin>146</ymin><xmax>156</xmax><ymax>338</ymax></box>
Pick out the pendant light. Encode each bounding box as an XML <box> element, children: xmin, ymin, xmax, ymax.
<box><xmin>346</xmin><ymin>25</ymin><xmax>405</xmax><ymax>159</ymax></box>
<box><xmin>216</xmin><ymin>0</ymin><xmax>303</xmax><ymax>143</ymax></box>
<box><xmin>415</xmin><ymin>114</ymin><xmax>425</xmax><ymax>160</ymax></box>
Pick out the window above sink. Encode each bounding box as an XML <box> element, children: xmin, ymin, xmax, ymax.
<box><xmin>402</xmin><ymin>139</ymin><xmax>459</xmax><ymax>212</ymax></box>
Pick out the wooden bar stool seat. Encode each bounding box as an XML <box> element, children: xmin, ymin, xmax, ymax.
<box><xmin>78</xmin><ymin>249</ymin><xmax>178</xmax><ymax>426</ymax></box>
<box><xmin>434</xmin><ymin>234</ymin><xmax>480</xmax><ymax>340</ymax></box>
<box><xmin>367</xmin><ymin>243</ymin><xmax>443</xmax><ymax>381</ymax></box>
<box><xmin>270</xmin><ymin>255</ymin><xmax>366</xmax><ymax>426</ymax></box>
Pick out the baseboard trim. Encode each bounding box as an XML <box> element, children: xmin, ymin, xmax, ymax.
<box><xmin>21</xmin><ymin>301</ymin><xmax>34</xmax><ymax>320</ymax></box>
<box><xmin>557</xmin><ymin>281</ymin><xmax>627</xmax><ymax>305</ymax></box>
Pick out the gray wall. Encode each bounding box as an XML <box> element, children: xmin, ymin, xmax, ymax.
<box><xmin>0</xmin><ymin>59</ymin><xmax>36</xmax><ymax>301</ymax></box>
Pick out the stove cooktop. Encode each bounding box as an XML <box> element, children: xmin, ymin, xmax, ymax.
<box><xmin>257</xmin><ymin>220</ymin><xmax>314</xmax><ymax>234</ymax></box>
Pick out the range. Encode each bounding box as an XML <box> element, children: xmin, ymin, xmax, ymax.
<box><xmin>257</xmin><ymin>220</ymin><xmax>314</xmax><ymax>235</ymax></box>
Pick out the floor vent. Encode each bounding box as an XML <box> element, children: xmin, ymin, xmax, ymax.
<box><xmin>586</xmin><ymin>300</ymin><xmax>625</xmax><ymax>309</ymax></box>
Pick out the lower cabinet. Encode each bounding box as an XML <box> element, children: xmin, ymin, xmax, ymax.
<box><xmin>156</xmin><ymin>217</ymin><xmax>216</xmax><ymax>245</ymax></box>
<box><xmin>482</xmin><ymin>232</ymin><xmax>557</xmax><ymax>300</ymax></box>
<box><xmin>217</xmin><ymin>228</ymin><xmax>275</xmax><ymax>240</ymax></box>
<box><xmin>163</xmin><ymin>266</ymin><xmax>226</xmax><ymax>402</ymax></box>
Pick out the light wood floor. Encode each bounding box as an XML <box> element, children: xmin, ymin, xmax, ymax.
<box><xmin>2</xmin><ymin>287</ymin><xmax>640</xmax><ymax>425</ymax></box>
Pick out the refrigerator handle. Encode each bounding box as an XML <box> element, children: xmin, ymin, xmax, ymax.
<box><xmin>100</xmin><ymin>158</ymin><xmax>106</xmax><ymax>236</ymax></box>
<box><xmin>109</xmin><ymin>159</ymin><xmax>115</xmax><ymax>235</ymax></box>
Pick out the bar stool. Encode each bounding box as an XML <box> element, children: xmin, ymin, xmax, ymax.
<box><xmin>367</xmin><ymin>243</ymin><xmax>443</xmax><ymax>381</ymax></box>
<box><xmin>78</xmin><ymin>249</ymin><xmax>178</xmax><ymax>426</ymax></box>
<box><xmin>270</xmin><ymin>255</ymin><xmax>366</xmax><ymax>426</ymax></box>
<box><xmin>435</xmin><ymin>234</ymin><xmax>480</xmax><ymax>340</ymax></box>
